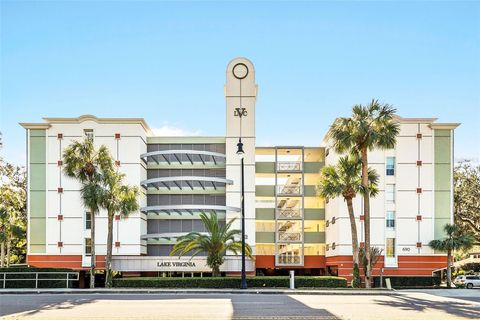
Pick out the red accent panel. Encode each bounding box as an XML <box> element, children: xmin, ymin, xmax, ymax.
<box><xmin>57</xmin><ymin>187</ymin><xmax>63</xmax><ymax>193</ymax></box>
<box><xmin>57</xmin><ymin>160</ymin><xmax>63</xmax><ymax>166</ymax></box>
<box><xmin>304</xmin><ymin>256</ymin><xmax>326</xmax><ymax>268</ymax></box>
<box><xmin>416</xmin><ymin>160</ymin><xmax>423</xmax><ymax>166</ymax></box>
<box><xmin>416</xmin><ymin>133</ymin><xmax>422</xmax><ymax>139</ymax></box>
<box><xmin>57</xmin><ymin>214</ymin><xmax>63</xmax><ymax>221</ymax></box>
<box><xmin>115</xmin><ymin>160</ymin><xmax>121</xmax><ymax>166</ymax></box>
<box><xmin>115</xmin><ymin>215</ymin><xmax>121</xmax><ymax>221</ymax></box>
<box><xmin>27</xmin><ymin>255</ymin><xmax>107</xmax><ymax>270</ymax></box>
<box><xmin>57</xmin><ymin>242</ymin><xmax>63</xmax><ymax>247</ymax></box>
<box><xmin>416</xmin><ymin>215</ymin><xmax>422</xmax><ymax>221</ymax></box>
<box><xmin>254</xmin><ymin>256</ymin><xmax>325</xmax><ymax>269</ymax></box>
<box><xmin>255</xmin><ymin>255</ymin><xmax>275</xmax><ymax>268</ymax></box>
<box><xmin>416</xmin><ymin>242</ymin><xmax>422</xmax><ymax>248</ymax></box>
<box><xmin>359</xmin><ymin>215</ymin><xmax>365</xmax><ymax>221</ymax></box>
<box><xmin>115</xmin><ymin>241</ymin><xmax>121</xmax><ymax>247</ymax></box>
<box><xmin>57</xmin><ymin>133</ymin><xmax>63</xmax><ymax>139</ymax></box>
<box><xmin>416</xmin><ymin>188</ymin><xmax>422</xmax><ymax>193</ymax></box>
<box><xmin>115</xmin><ymin>133</ymin><xmax>121</xmax><ymax>139</ymax></box>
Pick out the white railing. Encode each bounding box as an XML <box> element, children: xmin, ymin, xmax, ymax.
<box><xmin>277</xmin><ymin>232</ymin><xmax>302</xmax><ymax>242</ymax></box>
<box><xmin>276</xmin><ymin>185</ymin><xmax>302</xmax><ymax>195</ymax></box>
<box><xmin>277</xmin><ymin>161</ymin><xmax>302</xmax><ymax>172</ymax></box>
<box><xmin>276</xmin><ymin>208</ymin><xmax>302</xmax><ymax>219</ymax></box>
<box><xmin>0</xmin><ymin>272</ymin><xmax>79</xmax><ymax>289</ymax></box>
<box><xmin>276</xmin><ymin>255</ymin><xmax>302</xmax><ymax>265</ymax></box>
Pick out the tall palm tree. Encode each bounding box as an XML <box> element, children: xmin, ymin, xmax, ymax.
<box><xmin>429</xmin><ymin>223</ymin><xmax>474</xmax><ymax>288</ymax></box>
<box><xmin>170</xmin><ymin>212</ymin><xmax>253</xmax><ymax>277</ymax></box>
<box><xmin>99</xmin><ymin>169</ymin><xmax>139</xmax><ymax>288</ymax></box>
<box><xmin>318</xmin><ymin>156</ymin><xmax>379</xmax><ymax>287</ymax></box>
<box><xmin>63</xmin><ymin>139</ymin><xmax>114</xmax><ymax>288</ymax></box>
<box><xmin>327</xmin><ymin>99</ymin><xmax>399</xmax><ymax>287</ymax></box>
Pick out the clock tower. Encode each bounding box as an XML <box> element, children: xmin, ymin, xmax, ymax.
<box><xmin>225</xmin><ymin>57</ymin><xmax>257</xmax><ymax>257</ymax></box>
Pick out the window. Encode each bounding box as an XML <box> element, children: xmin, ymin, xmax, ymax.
<box><xmin>386</xmin><ymin>211</ymin><xmax>395</xmax><ymax>229</ymax></box>
<box><xmin>84</xmin><ymin>129</ymin><xmax>94</xmax><ymax>141</ymax></box>
<box><xmin>85</xmin><ymin>238</ymin><xmax>92</xmax><ymax>255</ymax></box>
<box><xmin>85</xmin><ymin>212</ymin><xmax>91</xmax><ymax>230</ymax></box>
<box><xmin>386</xmin><ymin>238</ymin><xmax>395</xmax><ymax>257</ymax></box>
<box><xmin>386</xmin><ymin>184</ymin><xmax>395</xmax><ymax>203</ymax></box>
<box><xmin>386</xmin><ymin>157</ymin><xmax>395</xmax><ymax>176</ymax></box>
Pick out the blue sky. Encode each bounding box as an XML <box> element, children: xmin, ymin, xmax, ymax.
<box><xmin>1</xmin><ymin>1</ymin><xmax>479</xmax><ymax>165</ymax></box>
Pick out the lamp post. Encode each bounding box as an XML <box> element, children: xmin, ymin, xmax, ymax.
<box><xmin>236</xmin><ymin>138</ymin><xmax>247</xmax><ymax>289</ymax></box>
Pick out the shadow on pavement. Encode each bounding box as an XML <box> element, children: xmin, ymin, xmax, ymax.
<box><xmin>374</xmin><ymin>294</ymin><xmax>480</xmax><ymax>319</ymax></box>
<box><xmin>0</xmin><ymin>293</ymin><xmax>339</xmax><ymax>319</ymax></box>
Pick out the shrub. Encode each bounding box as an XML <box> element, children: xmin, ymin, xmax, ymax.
<box><xmin>113</xmin><ymin>276</ymin><xmax>347</xmax><ymax>288</ymax></box>
<box><xmin>373</xmin><ymin>276</ymin><xmax>441</xmax><ymax>288</ymax></box>
<box><xmin>0</xmin><ymin>267</ymin><xmax>78</xmax><ymax>289</ymax></box>
<box><xmin>460</xmin><ymin>262</ymin><xmax>480</xmax><ymax>273</ymax></box>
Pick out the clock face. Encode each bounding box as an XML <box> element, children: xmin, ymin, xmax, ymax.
<box><xmin>233</xmin><ymin>63</ymin><xmax>248</xmax><ymax>79</ymax></box>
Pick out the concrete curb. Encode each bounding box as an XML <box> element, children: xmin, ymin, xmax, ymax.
<box><xmin>0</xmin><ymin>288</ymin><xmax>397</xmax><ymax>295</ymax></box>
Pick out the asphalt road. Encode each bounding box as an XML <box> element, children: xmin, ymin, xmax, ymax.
<box><xmin>0</xmin><ymin>290</ymin><xmax>479</xmax><ymax>320</ymax></box>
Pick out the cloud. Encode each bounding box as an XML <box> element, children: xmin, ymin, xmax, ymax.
<box><xmin>152</xmin><ymin>125</ymin><xmax>203</xmax><ymax>136</ymax></box>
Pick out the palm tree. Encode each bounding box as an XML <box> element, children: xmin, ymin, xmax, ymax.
<box><xmin>429</xmin><ymin>224</ymin><xmax>474</xmax><ymax>288</ymax></box>
<box><xmin>99</xmin><ymin>169</ymin><xmax>139</xmax><ymax>288</ymax></box>
<box><xmin>327</xmin><ymin>99</ymin><xmax>399</xmax><ymax>287</ymax></box>
<box><xmin>318</xmin><ymin>156</ymin><xmax>379</xmax><ymax>287</ymax></box>
<box><xmin>359</xmin><ymin>246</ymin><xmax>383</xmax><ymax>282</ymax></box>
<box><xmin>170</xmin><ymin>212</ymin><xmax>253</xmax><ymax>277</ymax></box>
<box><xmin>63</xmin><ymin>139</ymin><xmax>114</xmax><ymax>288</ymax></box>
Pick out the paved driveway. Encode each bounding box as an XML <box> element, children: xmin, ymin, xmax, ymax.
<box><xmin>0</xmin><ymin>290</ymin><xmax>479</xmax><ymax>319</ymax></box>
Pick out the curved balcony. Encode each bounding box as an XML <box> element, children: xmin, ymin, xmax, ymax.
<box><xmin>141</xmin><ymin>150</ymin><xmax>226</xmax><ymax>165</ymax></box>
<box><xmin>141</xmin><ymin>204</ymin><xmax>240</xmax><ymax>215</ymax></box>
<box><xmin>141</xmin><ymin>176</ymin><xmax>233</xmax><ymax>190</ymax></box>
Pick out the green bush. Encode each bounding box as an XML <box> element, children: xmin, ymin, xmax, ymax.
<box><xmin>113</xmin><ymin>276</ymin><xmax>347</xmax><ymax>288</ymax></box>
<box><xmin>0</xmin><ymin>267</ymin><xmax>78</xmax><ymax>289</ymax></box>
<box><xmin>373</xmin><ymin>276</ymin><xmax>441</xmax><ymax>288</ymax></box>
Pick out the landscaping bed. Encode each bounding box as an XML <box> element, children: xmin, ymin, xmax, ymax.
<box><xmin>113</xmin><ymin>276</ymin><xmax>347</xmax><ymax>288</ymax></box>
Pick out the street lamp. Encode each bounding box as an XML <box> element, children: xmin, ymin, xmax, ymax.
<box><xmin>236</xmin><ymin>138</ymin><xmax>247</xmax><ymax>289</ymax></box>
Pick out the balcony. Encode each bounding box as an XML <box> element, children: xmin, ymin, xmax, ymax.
<box><xmin>277</xmin><ymin>232</ymin><xmax>302</xmax><ymax>242</ymax></box>
<box><xmin>276</xmin><ymin>208</ymin><xmax>302</xmax><ymax>219</ymax></box>
<box><xmin>277</xmin><ymin>161</ymin><xmax>302</xmax><ymax>172</ymax></box>
<box><xmin>276</xmin><ymin>255</ymin><xmax>302</xmax><ymax>266</ymax></box>
<box><xmin>276</xmin><ymin>185</ymin><xmax>302</xmax><ymax>196</ymax></box>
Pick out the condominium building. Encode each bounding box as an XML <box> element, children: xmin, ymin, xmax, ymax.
<box><xmin>20</xmin><ymin>57</ymin><xmax>457</xmax><ymax>280</ymax></box>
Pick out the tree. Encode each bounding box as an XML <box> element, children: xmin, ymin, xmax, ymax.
<box><xmin>0</xmin><ymin>159</ymin><xmax>27</xmax><ymax>267</ymax></box>
<box><xmin>318</xmin><ymin>155</ymin><xmax>379</xmax><ymax>287</ymax></box>
<box><xmin>170</xmin><ymin>212</ymin><xmax>253</xmax><ymax>277</ymax></box>
<box><xmin>63</xmin><ymin>139</ymin><xmax>114</xmax><ymax>288</ymax></box>
<box><xmin>454</xmin><ymin>161</ymin><xmax>480</xmax><ymax>243</ymax></box>
<box><xmin>429</xmin><ymin>223</ymin><xmax>474</xmax><ymax>288</ymax></box>
<box><xmin>99</xmin><ymin>169</ymin><xmax>139</xmax><ymax>288</ymax></box>
<box><xmin>359</xmin><ymin>246</ymin><xmax>383</xmax><ymax>280</ymax></box>
<box><xmin>327</xmin><ymin>99</ymin><xmax>399</xmax><ymax>287</ymax></box>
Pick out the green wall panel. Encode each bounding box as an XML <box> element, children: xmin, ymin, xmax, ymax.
<box><xmin>304</xmin><ymin>232</ymin><xmax>325</xmax><ymax>243</ymax></box>
<box><xmin>303</xmin><ymin>186</ymin><xmax>317</xmax><ymax>197</ymax></box>
<box><xmin>256</xmin><ymin>232</ymin><xmax>275</xmax><ymax>243</ymax></box>
<box><xmin>434</xmin><ymin>129</ymin><xmax>452</xmax><ymax>239</ymax></box>
<box><xmin>256</xmin><ymin>208</ymin><xmax>275</xmax><ymax>220</ymax></box>
<box><xmin>29</xmin><ymin>129</ymin><xmax>46</xmax><ymax>253</ymax></box>
<box><xmin>256</xmin><ymin>186</ymin><xmax>275</xmax><ymax>197</ymax></box>
<box><xmin>255</xmin><ymin>162</ymin><xmax>275</xmax><ymax>173</ymax></box>
<box><xmin>304</xmin><ymin>208</ymin><xmax>325</xmax><ymax>220</ymax></box>
<box><xmin>304</xmin><ymin>162</ymin><xmax>324</xmax><ymax>174</ymax></box>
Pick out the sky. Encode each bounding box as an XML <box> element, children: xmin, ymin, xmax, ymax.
<box><xmin>1</xmin><ymin>0</ymin><xmax>479</xmax><ymax>166</ymax></box>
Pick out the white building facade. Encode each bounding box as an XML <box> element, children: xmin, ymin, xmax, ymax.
<box><xmin>20</xmin><ymin>57</ymin><xmax>456</xmax><ymax>281</ymax></box>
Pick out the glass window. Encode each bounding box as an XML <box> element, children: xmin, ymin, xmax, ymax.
<box><xmin>386</xmin><ymin>211</ymin><xmax>395</xmax><ymax>229</ymax></box>
<box><xmin>386</xmin><ymin>157</ymin><xmax>395</xmax><ymax>176</ymax></box>
<box><xmin>84</xmin><ymin>129</ymin><xmax>94</xmax><ymax>141</ymax></box>
<box><xmin>85</xmin><ymin>238</ymin><xmax>92</xmax><ymax>255</ymax></box>
<box><xmin>386</xmin><ymin>184</ymin><xmax>395</xmax><ymax>203</ymax></box>
<box><xmin>386</xmin><ymin>238</ymin><xmax>395</xmax><ymax>257</ymax></box>
<box><xmin>85</xmin><ymin>212</ymin><xmax>91</xmax><ymax>230</ymax></box>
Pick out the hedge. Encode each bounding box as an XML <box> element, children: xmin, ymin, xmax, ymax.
<box><xmin>0</xmin><ymin>267</ymin><xmax>78</xmax><ymax>289</ymax></box>
<box><xmin>373</xmin><ymin>276</ymin><xmax>441</xmax><ymax>288</ymax></box>
<box><xmin>113</xmin><ymin>276</ymin><xmax>347</xmax><ymax>288</ymax></box>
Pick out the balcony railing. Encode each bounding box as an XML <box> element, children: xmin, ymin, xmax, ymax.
<box><xmin>276</xmin><ymin>185</ymin><xmax>302</xmax><ymax>195</ymax></box>
<box><xmin>276</xmin><ymin>208</ymin><xmax>302</xmax><ymax>219</ymax></box>
<box><xmin>276</xmin><ymin>255</ymin><xmax>302</xmax><ymax>265</ymax></box>
<box><xmin>277</xmin><ymin>161</ymin><xmax>302</xmax><ymax>172</ymax></box>
<box><xmin>277</xmin><ymin>232</ymin><xmax>302</xmax><ymax>242</ymax></box>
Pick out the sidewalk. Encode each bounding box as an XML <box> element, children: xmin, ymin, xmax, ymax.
<box><xmin>0</xmin><ymin>287</ymin><xmax>397</xmax><ymax>295</ymax></box>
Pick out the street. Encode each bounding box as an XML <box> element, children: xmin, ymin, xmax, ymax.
<box><xmin>0</xmin><ymin>290</ymin><xmax>479</xmax><ymax>320</ymax></box>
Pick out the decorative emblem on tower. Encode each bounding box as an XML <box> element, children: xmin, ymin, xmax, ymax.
<box><xmin>232</xmin><ymin>63</ymin><xmax>249</xmax><ymax>79</ymax></box>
